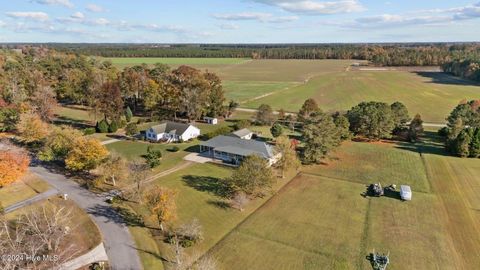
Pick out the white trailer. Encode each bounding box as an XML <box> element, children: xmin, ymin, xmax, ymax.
<box><xmin>400</xmin><ymin>185</ymin><xmax>412</xmax><ymax>201</ymax></box>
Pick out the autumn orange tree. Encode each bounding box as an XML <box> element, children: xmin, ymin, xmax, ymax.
<box><xmin>65</xmin><ymin>137</ymin><xmax>108</xmax><ymax>172</ymax></box>
<box><xmin>143</xmin><ymin>186</ymin><xmax>177</xmax><ymax>231</ymax></box>
<box><xmin>0</xmin><ymin>150</ymin><xmax>30</xmax><ymax>187</ymax></box>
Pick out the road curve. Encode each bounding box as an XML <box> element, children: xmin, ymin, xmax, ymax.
<box><xmin>30</xmin><ymin>165</ymin><xmax>142</xmax><ymax>270</ymax></box>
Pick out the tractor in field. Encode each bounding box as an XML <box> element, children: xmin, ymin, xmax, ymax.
<box><xmin>367</xmin><ymin>183</ymin><xmax>384</xmax><ymax>196</ymax></box>
<box><xmin>368</xmin><ymin>250</ymin><xmax>390</xmax><ymax>270</ymax></box>
<box><xmin>367</xmin><ymin>183</ymin><xmax>397</xmax><ymax>197</ymax></box>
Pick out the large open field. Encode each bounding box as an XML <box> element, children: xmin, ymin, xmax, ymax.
<box><xmin>206</xmin><ymin>134</ymin><xmax>480</xmax><ymax>270</ymax></box>
<box><xmin>108</xmin><ymin>58</ymin><xmax>480</xmax><ymax>123</ymax></box>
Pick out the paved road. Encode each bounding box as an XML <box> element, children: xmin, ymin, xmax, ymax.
<box><xmin>235</xmin><ymin>108</ymin><xmax>447</xmax><ymax>128</ymax></box>
<box><xmin>4</xmin><ymin>188</ymin><xmax>59</xmax><ymax>213</ymax></box>
<box><xmin>30</xmin><ymin>166</ymin><xmax>142</xmax><ymax>270</ymax></box>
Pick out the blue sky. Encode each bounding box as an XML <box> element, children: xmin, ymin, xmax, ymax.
<box><xmin>0</xmin><ymin>0</ymin><xmax>479</xmax><ymax>43</ymax></box>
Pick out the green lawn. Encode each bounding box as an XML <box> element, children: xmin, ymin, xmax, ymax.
<box><xmin>0</xmin><ymin>173</ymin><xmax>51</xmax><ymax>207</ymax></box>
<box><xmin>208</xmin><ymin>135</ymin><xmax>476</xmax><ymax>269</ymax></box>
<box><xmin>55</xmin><ymin>105</ymin><xmax>96</xmax><ymax>125</ymax></box>
<box><xmin>107</xmin><ymin>57</ymin><xmax>250</xmax><ymax>66</ymax></box>
<box><xmin>244</xmin><ymin>71</ymin><xmax>480</xmax><ymax>123</ymax></box>
<box><xmin>211</xmin><ymin>174</ymin><xmax>368</xmax><ymax>270</ymax></box>
<box><xmin>223</xmin><ymin>81</ymin><xmax>298</xmax><ymax>103</ymax></box>
<box><xmin>302</xmin><ymin>141</ymin><xmax>431</xmax><ymax>193</ymax></box>
<box><xmin>122</xmin><ymin>160</ymin><xmax>298</xmax><ymax>268</ymax></box>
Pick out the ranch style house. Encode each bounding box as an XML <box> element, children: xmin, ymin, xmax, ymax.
<box><xmin>199</xmin><ymin>135</ymin><xmax>280</xmax><ymax>166</ymax></box>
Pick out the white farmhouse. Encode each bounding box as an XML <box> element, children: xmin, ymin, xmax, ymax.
<box><xmin>146</xmin><ymin>121</ymin><xmax>200</xmax><ymax>142</ymax></box>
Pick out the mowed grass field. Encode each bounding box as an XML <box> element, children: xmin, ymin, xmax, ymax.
<box><xmin>245</xmin><ymin>70</ymin><xmax>480</xmax><ymax>123</ymax></box>
<box><xmin>207</xmin><ymin>136</ymin><xmax>479</xmax><ymax>270</ymax></box>
<box><xmin>106</xmin><ymin>57</ymin><xmax>250</xmax><ymax>70</ymax></box>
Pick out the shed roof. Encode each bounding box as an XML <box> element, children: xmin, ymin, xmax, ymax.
<box><xmin>231</xmin><ymin>128</ymin><xmax>253</xmax><ymax>138</ymax></box>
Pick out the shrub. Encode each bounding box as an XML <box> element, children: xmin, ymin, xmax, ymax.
<box><xmin>234</xmin><ymin>119</ymin><xmax>251</xmax><ymax>130</ymax></box>
<box><xmin>125</xmin><ymin>106</ymin><xmax>133</xmax><ymax>122</ymax></box>
<box><xmin>125</xmin><ymin>123</ymin><xmax>138</xmax><ymax>136</ymax></box>
<box><xmin>201</xmin><ymin>126</ymin><xmax>232</xmax><ymax>140</ymax></box>
<box><xmin>438</xmin><ymin>127</ymin><xmax>449</xmax><ymax>137</ymax></box>
<box><xmin>83</xmin><ymin>128</ymin><xmax>96</xmax><ymax>135</ymax></box>
<box><xmin>170</xmin><ymin>146</ymin><xmax>180</xmax><ymax>152</ymax></box>
<box><xmin>144</xmin><ymin>146</ymin><xmax>162</xmax><ymax>168</ymax></box>
<box><xmin>270</xmin><ymin>123</ymin><xmax>283</xmax><ymax>138</ymax></box>
<box><xmin>118</xmin><ymin>119</ymin><xmax>127</xmax><ymax>128</ymax></box>
<box><xmin>96</xmin><ymin>120</ymin><xmax>109</xmax><ymax>133</ymax></box>
<box><xmin>108</xmin><ymin>120</ymin><xmax>118</xmax><ymax>133</ymax></box>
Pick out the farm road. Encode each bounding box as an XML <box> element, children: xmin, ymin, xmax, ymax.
<box><xmin>235</xmin><ymin>108</ymin><xmax>447</xmax><ymax>128</ymax></box>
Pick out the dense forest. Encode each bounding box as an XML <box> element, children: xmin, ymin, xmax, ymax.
<box><xmin>9</xmin><ymin>43</ymin><xmax>480</xmax><ymax>66</ymax></box>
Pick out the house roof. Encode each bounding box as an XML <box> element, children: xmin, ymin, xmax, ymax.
<box><xmin>200</xmin><ymin>135</ymin><xmax>274</xmax><ymax>159</ymax></box>
<box><xmin>231</xmin><ymin>128</ymin><xmax>253</xmax><ymax>138</ymax></box>
<box><xmin>149</xmin><ymin>121</ymin><xmax>197</xmax><ymax>136</ymax></box>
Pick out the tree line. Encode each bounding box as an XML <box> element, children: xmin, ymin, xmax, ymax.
<box><xmin>442</xmin><ymin>59</ymin><xmax>480</xmax><ymax>82</ymax></box>
<box><xmin>0</xmin><ymin>48</ymin><xmax>230</xmax><ymax>134</ymax></box>
<box><xmin>45</xmin><ymin>43</ymin><xmax>480</xmax><ymax>66</ymax></box>
<box><xmin>441</xmin><ymin>100</ymin><xmax>480</xmax><ymax>158</ymax></box>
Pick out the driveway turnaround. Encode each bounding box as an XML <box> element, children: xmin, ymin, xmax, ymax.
<box><xmin>30</xmin><ymin>165</ymin><xmax>142</xmax><ymax>270</ymax></box>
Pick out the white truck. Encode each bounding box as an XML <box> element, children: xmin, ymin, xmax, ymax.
<box><xmin>400</xmin><ymin>185</ymin><xmax>412</xmax><ymax>201</ymax></box>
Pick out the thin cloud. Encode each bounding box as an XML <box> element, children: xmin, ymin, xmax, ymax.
<box><xmin>212</xmin><ymin>12</ymin><xmax>298</xmax><ymax>23</ymax></box>
<box><xmin>32</xmin><ymin>0</ymin><xmax>74</xmax><ymax>8</ymax></box>
<box><xmin>337</xmin><ymin>2</ymin><xmax>480</xmax><ymax>29</ymax></box>
<box><xmin>86</xmin><ymin>4</ymin><xmax>106</xmax><ymax>13</ymax></box>
<box><xmin>252</xmin><ymin>0</ymin><xmax>365</xmax><ymax>15</ymax></box>
<box><xmin>219</xmin><ymin>23</ymin><xmax>240</xmax><ymax>30</ymax></box>
<box><xmin>6</xmin><ymin>11</ymin><xmax>49</xmax><ymax>22</ymax></box>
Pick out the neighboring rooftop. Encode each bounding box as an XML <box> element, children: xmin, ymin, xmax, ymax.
<box><xmin>149</xmin><ymin>121</ymin><xmax>194</xmax><ymax>135</ymax></box>
<box><xmin>231</xmin><ymin>128</ymin><xmax>253</xmax><ymax>138</ymax></box>
<box><xmin>200</xmin><ymin>135</ymin><xmax>274</xmax><ymax>159</ymax></box>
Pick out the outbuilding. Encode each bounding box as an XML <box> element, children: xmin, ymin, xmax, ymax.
<box><xmin>204</xmin><ymin>117</ymin><xmax>218</xmax><ymax>125</ymax></box>
<box><xmin>400</xmin><ymin>185</ymin><xmax>412</xmax><ymax>201</ymax></box>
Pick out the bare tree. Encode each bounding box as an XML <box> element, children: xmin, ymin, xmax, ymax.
<box><xmin>230</xmin><ymin>191</ymin><xmax>249</xmax><ymax>211</ymax></box>
<box><xmin>0</xmin><ymin>205</ymin><xmax>79</xmax><ymax>270</ymax></box>
<box><xmin>128</xmin><ymin>159</ymin><xmax>150</xmax><ymax>202</ymax></box>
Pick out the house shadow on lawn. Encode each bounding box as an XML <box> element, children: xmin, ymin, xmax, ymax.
<box><xmin>414</xmin><ymin>71</ymin><xmax>480</xmax><ymax>86</ymax></box>
<box><xmin>182</xmin><ymin>175</ymin><xmax>234</xmax><ymax>199</ymax></box>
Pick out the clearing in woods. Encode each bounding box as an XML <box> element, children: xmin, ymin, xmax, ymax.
<box><xmin>207</xmin><ymin>134</ymin><xmax>479</xmax><ymax>270</ymax></box>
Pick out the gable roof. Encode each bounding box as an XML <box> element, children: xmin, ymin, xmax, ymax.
<box><xmin>200</xmin><ymin>135</ymin><xmax>274</xmax><ymax>159</ymax></box>
<box><xmin>149</xmin><ymin>121</ymin><xmax>197</xmax><ymax>136</ymax></box>
<box><xmin>231</xmin><ymin>128</ymin><xmax>253</xmax><ymax>138</ymax></box>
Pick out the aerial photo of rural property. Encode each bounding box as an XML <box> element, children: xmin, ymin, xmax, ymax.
<box><xmin>1</xmin><ymin>1</ymin><xmax>480</xmax><ymax>270</ymax></box>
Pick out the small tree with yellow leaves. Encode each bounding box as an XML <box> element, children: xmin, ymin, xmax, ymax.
<box><xmin>143</xmin><ymin>186</ymin><xmax>177</xmax><ymax>231</ymax></box>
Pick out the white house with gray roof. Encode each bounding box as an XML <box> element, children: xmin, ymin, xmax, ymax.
<box><xmin>199</xmin><ymin>135</ymin><xmax>280</xmax><ymax>166</ymax></box>
<box><xmin>146</xmin><ymin>121</ymin><xmax>200</xmax><ymax>142</ymax></box>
